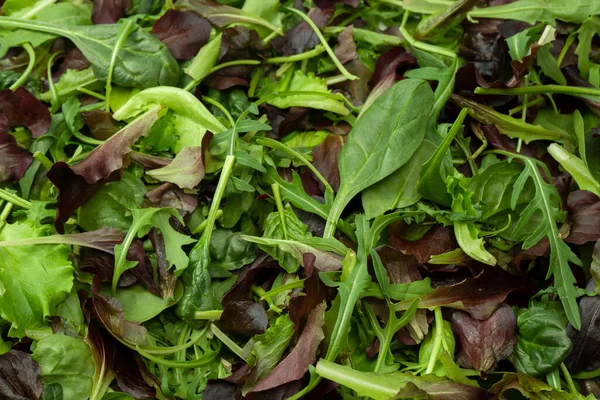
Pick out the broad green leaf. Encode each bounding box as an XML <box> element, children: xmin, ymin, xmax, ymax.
<box><xmin>325</xmin><ymin>79</ymin><xmax>433</xmax><ymax>237</ymax></box>
<box><xmin>362</xmin><ymin>139</ymin><xmax>436</xmax><ymax>219</ymax></box>
<box><xmin>32</xmin><ymin>334</ymin><xmax>95</xmax><ymax>400</ymax></box>
<box><xmin>512</xmin><ymin>307</ymin><xmax>573</xmax><ymax>376</ymax></box>
<box><xmin>0</xmin><ymin>222</ymin><xmax>73</xmax><ymax>337</ymax></box>
<box><xmin>101</xmin><ymin>284</ymin><xmax>183</xmax><ymax>323</ymax></box>
<box><xmin>0</xmin><ymin>17</ymin><xmax>180</xmax><ymax>88</ymax></box>
<box><xmin>40</xmin><ymin>68</ymin><xmax>99</xmax><ymax>103</ymax></box>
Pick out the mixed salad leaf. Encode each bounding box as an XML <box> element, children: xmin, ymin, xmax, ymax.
<box><xmin>2</xmin><ymin>0</ymin><xmax>600</xmax><ymax>399</ymax></box>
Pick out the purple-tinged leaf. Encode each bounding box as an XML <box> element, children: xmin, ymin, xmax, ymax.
<box><xmin>312</xmin><ymin>135</ymin><xmax>343</xmax><ymax>192</ymax></box>
<box><xmin>151</xmin><ymin>10</ymin><xmax>211</xmax><ymax>60</ymax></box>
<box><xmin>451</xmin><ymin>304</ymin><xmax>517</xmax><ymax>373</ymax></box>
<box><xmin>566</xmin><ymin>190</ymin><xmax>600</xmax><ymax>244</ymax></box>
<box><xmin>369</xmin><ymin>47</ymin><xmax>416</xmax><ymax>87</ymax></box>
<box><xmin>219</xmin><ymin>301</ymin><xmax>269</xmax><ymax>337</ymax></box>
<box><xmin>396</xmin><ymin>267</ymin><xmax>530</xmax><ymax>320</ymax></box>
<box><xmin>146</xmin><ymin>146</ymin><xmax>205</xmax><ymax>189</ymax></box>
<box><xmin>565</xmin><ymin>280</ymin><xmax>600</xmax><ymax>373</ymax></box>
<box><xmin>0</xmin><ymin>350</ymin><xmax>43</xmax><ymax>400</ymax></box>
<box><xmin>251</xmin><ymin>302</ymin><xmax>326</xmax><ymax>392</ymax></box>
<box><xmin>203</xmin><ymin>381</ymin><xmax>238</xmax><ymax>400</ymax></box>
<box><xmin>0</xmin><ymin>116</ymin><xmax>32</xmax><ymax>183</ymax></box>
<box><xmin>92</xmin><ymin>0</ymin><xmax>132</xmax><ymax>24</ymax></box>
<box><xmin>334</xmin><ymin>26</ymin><xmax>357</xmax><ymax>64</ymax></box>
<box><xmin>146</xmin><ymin>183</ymin><xmax>198</xmax><ymax>217</ymax></box>
<box><xmin>390</xmin><ymin>225</ymin><xmax>456</xmax><ymax>264</ymax></box>
<box><xmin>0</xmin><ymin>87</ymin><xmax>51</xmax><ymax>138</ymax></box>
<box><xmin>71</xmin><ymin>108</ymin><xmax>160</xmax><ymax>185</ymax></box>
<box><xmin>272</xmin><ymin>8</ymin><xmax>332</xmax><ymax>56</ymax></box>
<box><xmin>81</xmin><ymin>110</ymin><xmax>119</xmax><ymax>140</ymax></box>
<box><xmin>222</xmin><ymin>253</ymin><xmax>280</xmax><ymax>307</ymax></box>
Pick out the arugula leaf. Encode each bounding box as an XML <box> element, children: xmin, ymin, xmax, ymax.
<box><xmin>502</xmin><ymin>152</ymin><xmax>583</xmax><ymax>329</ymax></box>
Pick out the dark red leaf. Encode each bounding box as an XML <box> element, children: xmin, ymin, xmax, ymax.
<box><xmin>289</xmin><ymin>267</ymin><xmax>328</xmax><ymax>331</ymax></box>
<box><xmin>390</xmin><ymin>225</ymin><xmax>456</xmax><ymax>264</ymax></box>
<box><xmin>81</xmin><ymin>249</ymin><xmax>138</xmax><ymax>288</ymax></box>
<box><xmin>92</xmin><ymin>0</ymin><xmax>132</xmax><ymax>24</ymax></box>
<box><xmin>312</xmin><ymin>135</ymin><xmax>344</xmax><ymax>192</ymax></box>
<box><xmin>479</xmin><ymin>124</ymin><xmax>536</xmax><ymax>157</ymax></box>
<box><xmin>458</xmin><ymin>19</ymin><xmax>507</xmax><ymax>82</ymax></box>
<box><xmin>251</xmin><ymin>302</ymin><xmax>326</xmax><ymax>392</ymax></box>
<box><xmin>376</xmin><ymin>245</ymin><xmax>422</xmax><ymax>284</ymax></box>
<box><xmin>47</xmin><ymin>163</ymin><xmax>119</xmax><ymax>233</ymax></box>
<box><xmin>0</xmin><ymin>87</ymin><xmax>51</xmax><ymax>138</ymax></box>
<box><xmin>369</xmin><ymin>47</ymin><xmax>416</xmax><ymax>87</ymax></box>
<box><xmin>451</xmin><ymin>304</ymin><xmax>517</xmax><ymax>373</ymax></box>
<box><xmin>81</xmin><ymin>110</ymin><xmax>119</xmax><ymax>140</ymax></box>
<box><xmin>218</xmin><ymin>301</ymin><xmax>269</xmax><ymax>337</ymax></box>
<box><xmin>566</xmin><ymin>191</ymin><xmax>600</xmax><ymax>244</ymax></box>
<box><xmin>150</xmin><ymin>10</ymin><xmax>211</xmax><ymax>60</ymax></box>
<box><xmin>203</xmin><ymin>381</ymin><xmax>239</xmax><ymax>400</ymax></box>
<box><xmin>223</xmin><ymin>253</ymin><xmax>280</xmax><ymax>307</ymax></box>
<box><xmin>272</xmin><ymin>8</ymin><xmax>332</xmax><ymax>56</ymax></box>
<box><xmin>48</xmin><ymin>108</ymin><xmax>158</xmax><ymax>232</ymax></box>
<box><xmin>0</xmin><ymin>116</ymin><xmax>33</xmax><ymax>183</ymax></box>
<box><xmin>0</xmin><ymin>350</ymin><xmax>43</xmax><ymax>400</ymax></box>
<box><xmin>565</xmin><ymin>280</ymin><xmax>600</xmax><ymax>373</ymax></box>
<box><xmin>334</xmin><ymin>26</ymin><xmax>357</xmax><ymax>64</ymax></box>
<box><xmin>397</xmin><ymin>267</ymin><xmax>529</xmax><ymax>320</ymax></box>
<box><xmin>53</xmin><ymin>49</ymin><xmax>90</xmax><ymax>82</ymax></box>
<box><xmin>245</xmin><ymin>381</ymin><xmax>302</xmax><ymax>400</ymax></box>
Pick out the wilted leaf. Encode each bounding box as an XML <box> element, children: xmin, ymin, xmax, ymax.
<box><xmin>334</xmin><ymin>26</ymin><xmax>357</xmax><ymax>64</ymax></box>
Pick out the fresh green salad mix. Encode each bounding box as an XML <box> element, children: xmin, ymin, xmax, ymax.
<box><xmin>1</xmin><ymin>0</ymin><xmax>600</xmax><ymax>399</ymax></box>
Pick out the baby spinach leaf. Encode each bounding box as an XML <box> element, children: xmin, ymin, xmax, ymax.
<box><xmin>32</xmin><ymin>334</ymin><xmax>95</xmax><ymax>400</ymax></box>
<box><xmin>324</xmin><ymin>79</ymin><xmax>434</xmax><ymax>237</ymax></box>
<box><xmin>362</xmin><ymin>139</ymin><xmax>436</xmax><ymax>219</ymax></box>
<box><xmin>512</xmin><ymin>306</ymin><xmax>573</xmax><ymax>377</ymax></box>
<box><xmin>0</xmin><ymin>17</ymin><xmax>180</xmax><ymax>88</ymax></box>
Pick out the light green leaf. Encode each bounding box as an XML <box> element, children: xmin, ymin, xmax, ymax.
<box><xmin>0</xmin><ymin>222</ymin><xmax>73</xmax><ymax>337</ymax></box>
<box><xmin>548</xmin><ymin>143</ymin><xmax>600</xmax><ymax>197</ymax></box>
<box><xmin>468</xmin><ymin>0</ymin><xmax>600</xmax><ymax>24</ymax></box>
<box><xmin>362</xmin><ymin>139</ymin><xmax>436</xmax><ymax>219</ymax></box>
<box><xmin>101</xmin><ymin>283</ymin><xmax>183</xmax><ymax>323</ymax></box>
<box><xmin>33</xmin><ymin>334</ymin><xmax>95</xmax><ymax>400</ymax></box>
